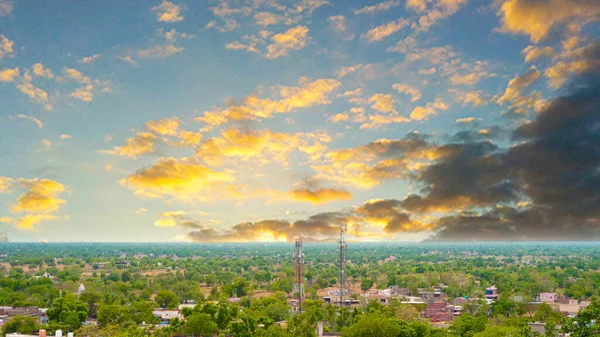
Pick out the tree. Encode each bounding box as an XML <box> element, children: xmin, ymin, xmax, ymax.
<box><xmin>79</xmin><ymin>290</ymin><xmax>102</xmax><ymax>317</ymax></box>
<box><xmin>1</xmin><ymin>315</ymin><xmax>38</xmax><ymax>335</ymax></box>
<box><xmin>360</xmin><ymin>278</ymin><xmax>374</xmax><ymax>293</ymax></box>
<box><xmin>47</xmin><ymin>294</ymin><xmax>88</xmax><ymax>330</ymax></box>
<box><xmin>341</xmin><ymin>313</ymin><xmax>416</xmax><ymax>337</ymax></box>
<box><xmin>155</xmin><ymin>289</ymin><xmax>179</xmax><ymax>309</ymax></box>
<box><xmin>533</xmin><ymin>302</ymin><xmax>564</xmax><ymax>325</ymax></box>
<box><xmin>450</xmin><ymin>313</ymin><xmax>487</xmax><ymax>337</ymax></box>
<box><xmin>97</xmin><ymin>304</ymin><xmax>135</xmax><ymax>327</ymax></box>
<box><xmin>185</xmin><ymin>312</ymin><xmax>219</xmax><ymax>337</ymax></box>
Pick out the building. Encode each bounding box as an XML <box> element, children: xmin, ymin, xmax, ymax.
<box><xmin>152</xmin><ymin>309</ymin><xmax>182</xmax><ymax>324</ymax></box>
<box><xmin>540</xmin><ymin>293</ymin><xmax>557</xmax><ymax>303</ymax></box>
<box><xmin>485</xmin><ymin>286</ymin><xmax>498</xmax><ymax>301</ymax></box>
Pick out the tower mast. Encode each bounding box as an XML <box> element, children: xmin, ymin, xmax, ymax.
<box><xmin>338</xmin><ymin>225</ymin><xmax>347</xmax><ymax>308</ymax></box>
<box><xmin>293</xmin><ymin>234</ymin><xmax>304</xmax><ymax>312</ymax></box>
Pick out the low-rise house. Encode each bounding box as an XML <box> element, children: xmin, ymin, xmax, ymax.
<box><xmin>540</xmin><ymin>293</ymin><xmax>557</xmax><ymax>303</ymax></box>
<box><xmin>485</xmin><ymin>286</ymin><xmax>498</xmax><ymax>301</ymax></box>
<box><xmin>152</xmin><ymin>309</ymin><xmax>182</xmax><ymax>323</ymax></box>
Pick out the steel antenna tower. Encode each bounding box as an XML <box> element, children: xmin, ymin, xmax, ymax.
<box><xmin>293</xmin><ymin>233</ymin><xmax>305</xmax><ymax>312</ymax></box>
<box><xmin>338</xmin><ymin>225</ymin><xmax>347</xmax><ymax>308</ymax></box>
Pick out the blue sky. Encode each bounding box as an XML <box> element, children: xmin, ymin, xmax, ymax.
<box><xmin>1</xmin><ymin>0</ymin><xmax>599</xmax><ymax>242</ymax></box>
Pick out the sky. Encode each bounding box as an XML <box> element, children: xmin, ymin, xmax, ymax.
<box><xmin>0</xmin><ymin>0</ymin><xmax>599</xmax><ymax>243</ymax></box>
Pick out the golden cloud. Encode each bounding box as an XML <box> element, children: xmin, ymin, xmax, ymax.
<box><xmin>290</xmin><ymin>187</ymin><xmax>353</xmax><ymax>204</ymax></box>
<box><xmin>314</xmin><ymin>137</ymin><xmax>436</xmax><ymax>189</ymax></box>
<box><xmin>155</xmin><ymin>218</ymin><xmax>177</xmax><ymax>227</ymax></box>
<box><xmin>355</xmin><ymin>0</ymin><xmax>401</xmax><ymax>14</ymax></box>
<box><xmin>121</xmin><ymin>157</ymin><xmax>236</xmax><ymax>202</ymax></box>
<box><xmin>448</xmin><ymin>89</ymin><xmax>488</xmax><ymax>107</ymax></box>
<box><xmin>497</xmin><ymin>0</ymin><xmax>600</xmax><ymax>43</ymax></box>
<box><xmin>146</xmin><ymin>117</ymin><xmax>180</xmax><ymax>136</ymax></box>
<box><xmin>392</xmin><ymin>83</ymin><xmax>422</xmax><ymax>102</ymax></box>
<box><xmin>0</xmin><ymin>34</ymin><xmax>14</xmax><ymax>59</ymax></box>
<box><xmin>196</xmin><ymin>128</ymin><xmax>301</xmax><ymax>167</ymax></box>
<box><xmin>32</xmin><ymin>63</ymin><xmax>54</xmax><ymax>79</ymax></box>
<box><xmin>0</xmin><ymin>67</ymin><xmax>19</xmax><ymax>82</ymax></box>
<box><xmin>15</xmin><ymin>214</ymin><xmax>58</xmax><ymax>231</ymax></box>
<box><xmin>0</xmin><ymin>176</ymin><xmax>13</xmax><ymax>193</ymax></box>
<box><xmin>362</xmin><ymin>18</ymin><xmax>409</xmax><ymax>42</ymax></box>
<box><xmin>103</xmin><ymin>132</ymin><xmax>156</xmax><ymax>158</ymax></box>
<box><xmin>522</xmin><ymin>46</ymin><xmax>556</xmax><ymax>63</ymax></box>
<box><xmin>265</xmin><ymin>25</ymin><xmax>309</xmax><ymax>59</ymax></box>
<box><xmin>152</xmin><ymin>0</ymin><xmax>184</xmax><ymax>22</ymax></box>
<box><xmin>12</xmin><ymin>178</ymin><xmax>67</xmax><ymax>214</ymax></box>
<box><xmin>17</xmin><ymin>82</ymin><xmax>49</xmax><ymax>103</ymax></box>
<box><xmin>410</xmin><ymin>98</ymin><xmax>448</xmax><ymax>121</ymax></box>
<box><xmin>196</xmin><ymin>77</ymin><xmax>340</xmax><ymax>129</ymax></box>
<box><xmin>497</xmin><ymin>66</ymin><xmax>541</xmax><ymax>102</ymax></box>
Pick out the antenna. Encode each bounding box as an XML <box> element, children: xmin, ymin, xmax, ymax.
<box><xmin>293</xmin><ymin>233</ymin><xmax>304</xmax><ymax>312</ymax></box>
<box><xmin>338</xmin><ymin>225</ymin><xmax>347</xmax><ymax>308</ymax></box>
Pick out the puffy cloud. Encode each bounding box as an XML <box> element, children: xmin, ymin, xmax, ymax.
<box><xmin>265</xmin><ymin>25</ymin><xmax>309</xmax><ymax>59</ymax></box>
<box><xmin>187</xmin><ymin>197</ymin><xmax>431</xmax><ymax>242</ymax></box>
<box><xmin>0</xmin><ymin>0</ymin><xmax>13</xmax><ymax>16</ymax></box>
<box><xmin>103</xmin><ymin>132</ymin><xmax>157</xmax><ymax>158</ymax></box>
<box><xmin>0</xmin><ymin>177</ymin><xmax>13</xmax><ymax>193</ymax></box>
<box><xmin>0</xmin><ymin>34</ymin><xmax>14</xmax><ymax>59</ymax></box>
<box><xmin>406</xmin><ymin>0</ymin><xmax>427</xmax><ymax>12</ymax></box>
<box><xmin>392</xmin><ymin>83</ymin><xmax>422</xmax><ymax>102</ymax></box>
<box><xmin>15</xmin><ymin>214</ymin><xmax>58</xmax><ymax>231</ymax></box>
<box><xmin>362</xmin><ymin>19</ymin><xmax>409</xmax><ymax>43</ymax></box>
<box><xmin>496</xmin><ymin>0</ymin><xmax>600</xmax><ymax>43</ymax></box>
<box><xmin>314</xmin><ymin>136</ymin><xmax>436</xmax><ymax>188</ymax></box>
<box><xmin>12</xmin><ymin>179</ymin><xmax>67</xmax><ymax>214</ymax></box>
<box><xmin>412</xmin><ymin>0</ymin><xmax>468</xmax><ymax>30</ymax></box>
<box><xmin>155</xmin><ymin>218</ymin><xmax>177</xmax><ymax>227</ymax></box>
<box><xmin>328</xmin><ymin>15</ymin><xmax>346</xmax><ymax>32</ymax></box>
<box><xmin>369</xmin><ymin>93</ymin><xmax>397</xmax><ymax>113</ymax></box>
<box><xmin>0</xmin><ymin>67</ymin><xmax>19</xmax><ymax>82</ymax></box>
<box><xmin>335</xmin><ymin>64</ymin><xmax>374</xmax><ymax>79</ymax></box>
<box><xmin>120</xmin><ymin>157</ymin><xmax>236</xmax><ymax>202</ymax></box>
<box><xmin>146</xmin><ymin>117</ymin><xmax>180</xmax><ymax>136</ymax></box>
<box><xmin>17</xmin><ymin>82</ymin><xmax>49</xmax><ymax>103</ymax></box>
<box><xmin>79</xmin><ymin>54</ymin><xmax>102</xmax><ymax>64</ymax></box>
<box><xmin>195</xmin><ymin>128</ymin><xmax>303</xmax><ymax>167</ymax></box>
<box><xmin>410</xmin><ymin>98</ymin><xmax>448</xmax><ymax>121</ymax></box>
<box><xmin>59</xmin><ymin>134</ymin><xmax>71</xmax><ymax>139</ymax></box>
<box><xmin>32</xmin><ymin>63</ymin><xmax>54</xmax><ymax>79</ymax></box>
<box><xmin>355</xmin><ymin>0</ymin><xmax>401</xmax><ymax>14</ymax></box>
<box><xmin>522</xmin><ymin>45</ymin><xmax>556</xmax><ymax>63</ymax></box>
<box><xmin>152</xmin><ymin>0</ymin><xmax>184</xmax><ymax>22</ymax></box>
<box><xmin>64</xmin><ymin>68</ymin><xmax>91</xmax><ymax>85</ymax></box>
<box><xmin>448</xmin><ymin>89</ymin><xmax>488</xmax><ymax>107</ymax></box>
<box><xmin>497</xmin><ymin>66</ymin><xmax>541</xmax><ymax>103</ymax></box>
<box><xmin>17</xmin><ymin>114</ymin><xmax>43</xmax><ymax>128</ymax></box>
<box><xmin>544</xmin><ymin>42</ymin><xmax>600</xmax><ymax>88</ymax></box>
<box><xmin>254</xmin><ymin>12</ymin><xmax>283</xmax><ymax>26</ymax></box>
<box><xmin>173</xmin><ymin>130</ymin><xmax>203</xmax><ymax>147</ymax></box>
<box><xmin>70</xmin><ymin>87</ymin><xmax>94</xmax><ymax>102</ymax></box>
<box><xmin>196</xmin><ymin>77</ymin><xmax>340</xmax><ymax>129</ymax></box>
